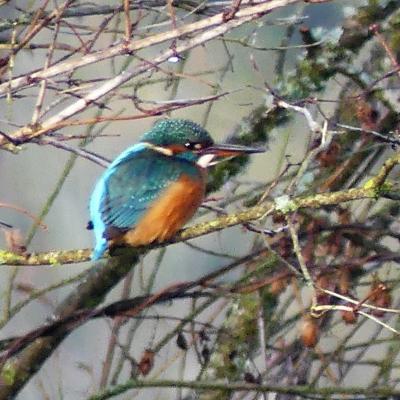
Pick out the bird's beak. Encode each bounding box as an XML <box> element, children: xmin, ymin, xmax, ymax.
<box><xmin>199</xmin><ymin>143</ymin><xmax>265</xmax><ymax>157</ymax></box>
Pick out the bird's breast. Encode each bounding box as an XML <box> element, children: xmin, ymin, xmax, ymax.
<box><xmin>112</xmin><ymin>173</ymin><xmax>206</xmax><ymax>247</ymax></box>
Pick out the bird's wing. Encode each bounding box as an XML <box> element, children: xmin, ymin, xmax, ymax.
<box><xmin>90</xmin><ymin>145</ymin><xmax>201</xmax><ymax>236</ymax></box>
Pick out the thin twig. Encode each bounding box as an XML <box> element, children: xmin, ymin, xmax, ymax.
<box><xmin>123</xmin><ymin>0</ymin><xmax>132</xmax><ymax>41</ymax></box>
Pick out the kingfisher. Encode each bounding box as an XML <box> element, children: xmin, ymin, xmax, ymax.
<box><xmin>89</xmin><ymin>119</ymin><xmax>264</xmax><ymax>260</ymax></box>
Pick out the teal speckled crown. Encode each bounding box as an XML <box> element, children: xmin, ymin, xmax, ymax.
<box><xmin>141</xmin><ymin>119</ymin><xmax>214</xmax><ymax>147</ymax></box>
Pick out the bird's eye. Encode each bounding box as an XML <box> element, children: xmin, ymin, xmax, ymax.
<box><xmin>185</xmin><ymin>142</ymin><xmax>203</xmax><ymax>150</ymax></box>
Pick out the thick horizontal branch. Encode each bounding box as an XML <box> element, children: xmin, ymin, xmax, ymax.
<box><xmin>88</xmin><ymin>378</ymin><xmax>400</xmax><ymax>400</ymax></box>
<box><xmin>0</xmin><ymin>290</ymin><xmax>212</xmax><ymax>363</ymax></box>
<box><xmin>0</xmin><ymin>247</ymin><xmax>267</xmax><ymax>383</ymax></box>
<box><xmin>0</xmin><ymin>184</ymin><xmax>383</xmax><ymax>266</ymax></box>
<box><xmin>0</xmin><ymin>248</ymin><xmax>265</xmax><ymax>362</ymax></box>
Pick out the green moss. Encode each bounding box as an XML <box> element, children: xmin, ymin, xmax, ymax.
<box><xmin>376</xmin><ymin>181</ymin><xmax>394</xmax><ymax>197</ymax></box>
<box><xmin>275</xmin><ymin>195</ymin><xmax>297</xmax><ymax>213</ymax></box>
<box><xmin>0</xmin><ymin>250</ymin><xmax>23</xmax><ymax>265</ymax></box>
<box><xmin>208</xmin><ymin>293</ymin><xmax>261</xmax><ymax>381</ymax></box>
<box><xmin>1</xmin><ymin>361</ymin><xmax>17</xmax><ymax>385</ymax></box>
<box><xmin>45</xmin><ymin>252</ymin><xmax>61</xmax><ymax>266</ymax></box>
<box><xmin>364</xmin><ymin>178</ymin><xmax>393</xmax><ymax>199</ymax></box>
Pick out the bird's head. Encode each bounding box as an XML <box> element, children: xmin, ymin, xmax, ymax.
<box><xmin>141</xmin><ymin>119</ymin><xmax>264</xmax><ymax>167</ymax></box>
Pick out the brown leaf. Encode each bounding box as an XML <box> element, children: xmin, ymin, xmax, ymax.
<box><xmin>138</xmin><ymin>349</ymin><xmax>155</xmax><ymax>376</ymax></box>
<box><xmin>300</xmin><ymin>315</ymin><xmax>319</xmax><ymax>348</ymax></box>
<box><xmin>270</xmin><ymin>276</ymin><xmax>288</xmax><ymax>296</ymax></box>
<box><xmin>368</xmin><ymin>280</ymin><xmax>392</xmax><ymax>317</ymax></box>
<box><xmin>338</xmin><ymin>267</ymin><xmax>351</xmax><ymax>295</ymax></box>
<box><xmin>341</xmin><ymin>305</ymin><xmax>358</xmax><ymax>324</ymax></box>
<box><xmin>2</xmin><ymin>228</ymin><xmax>26</xmax><ymax>255</ymax></box>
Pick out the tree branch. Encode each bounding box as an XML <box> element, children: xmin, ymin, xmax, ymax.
<box><xmin>87</xmin><ymin>378</ymin><xmax>400</xmax><ymax>400</ymax></box>
<box><xmin>0</xmin><ymin>171</ymin><xmax>395</xmax><ymax>266</ymax></box>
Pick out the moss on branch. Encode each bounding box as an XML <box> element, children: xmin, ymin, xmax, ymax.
<box><xmin>0</xmin><ymin>176</ymin><xmax>391</xmax><ymax>266</ymax></box>
<box><xmin>87</xmin><ymin>378</ymin><xmax>400</xmax><ymax>400</ymax></box>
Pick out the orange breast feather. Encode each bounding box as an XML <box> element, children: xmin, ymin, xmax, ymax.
<box><xmin>112</xmin><ymin>174</ymin><xmax>205</xmax><ymax>247</ymax></box>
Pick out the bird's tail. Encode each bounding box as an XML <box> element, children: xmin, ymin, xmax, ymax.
<box><xmin>91</xmin><ymin>239</ymin><xmax>107</xmax><ymax>261</ymax></box>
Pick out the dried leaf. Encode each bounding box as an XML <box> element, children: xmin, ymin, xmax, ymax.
<box><xmin>2</xmin><ymin>228</ymin><xmax>26</xmax><ymax>255</ymax></box>
<box><xmin>300</xmin><ymin>315</ymin><xmax>319</xmax><ymax>348</ymax></box>
<box><xmin>137</xmin><ymin>349</ymin><xmax>155</xmax><ymax>376</ymax></box>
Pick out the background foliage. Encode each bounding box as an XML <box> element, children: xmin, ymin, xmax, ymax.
<box><xmin>1</xmin><ymin>0</ymin><xmax>400</xmax><ymax>399</ymax></box>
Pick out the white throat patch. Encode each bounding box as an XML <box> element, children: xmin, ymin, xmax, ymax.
<box><xmin>197</xmin><ymin>154</ymin><xmax>215</xmax><ymax>168</ymax></box>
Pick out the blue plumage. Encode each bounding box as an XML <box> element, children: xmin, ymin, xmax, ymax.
<box><xmin>89</xmin><ymin>124</ymin><xmax>207</xmax><ymax>260</ymax></box>
<box><xmin>89</xmin><ymin>118</ymin><xmax>263</xmax><ymax>260</ymax></box>
<box><xmin>90</xmin><ymin>143</ymin><xmax>147</xmax><ymax>260</ymax></box>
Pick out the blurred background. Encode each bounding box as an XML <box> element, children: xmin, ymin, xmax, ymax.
<box><xmin>2</xmin><ymin>0</ymin><xmax>400</xmax><ymax>399</ymax></box>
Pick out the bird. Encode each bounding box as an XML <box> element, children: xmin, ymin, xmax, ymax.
<box><xmin>88</xmin><ymin>119</ymin><xmax>264</xmax><ymax>260</ymax></box>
